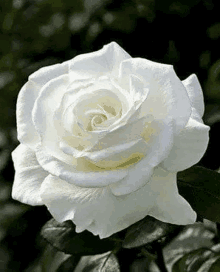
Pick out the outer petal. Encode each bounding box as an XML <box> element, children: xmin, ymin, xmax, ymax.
<box><xmin>148</xmin><ymin>167</ymin><xmax>196</xmax><ymax>224</ymax></box>
<box><xmin>161</xmin><ymin>74</ymin><xmax>210</xmax><ymax>172</ymax></box>
<box><xmin>17</xmin><ymin>61</ymin><xmax>69</xmax><ymax>150</ymax></box>
<box><xmin>69</xmin><ymin>42</ymin><xmax>131</xmax><ymax>80</ymax></box>
<box><xmin>32</xmin><ymin>74</ymin><xmax>72</xmax><ymax>165</ymax></box>
<box><xmin>40</xmin><ymin>167</ymin><xmax>195</xmax><ymax>239</ymax></box>
<box><xmin>160</xmin><ymin>117</ymin><xmax>210</xmax><ymax>172</ymax></box>
<box><xmin>129</xmin><ymin>74</ymin><xmax>149</xmax><ymax>106</ymax></box>
<box><xmin>182</xmin><ymin>74</ymin><xmax>204</xmax><ymax>118</ymax></box>
<box><xmin>11</xmin><ymin>144</ymin><xmax>48</xmax><ymax>205</ymax></box>
<box><xmin>118</xmin><ymin>58</ymin><xmax>192</xmax><ymax>135</ymax></box>
<box><xmin>40</xmin><ymin>174</ymin><xmax>154</xmax><ymax>238</ymax></box>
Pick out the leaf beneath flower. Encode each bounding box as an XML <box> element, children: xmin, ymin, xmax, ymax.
<box><xmin>41</xmin><ymin>219</ymin><xmax>119</xmax><ymax>255</ymax></box>
<box><xmin>209</xmin><ymin>257</ymin><xmax>220</xmax><ymax>272</ymax></box>
<box><xmin>177</xmin><ymin>166</ymin><xmax>220</xmax><ymax>223</ymax></box>
<box><xmin>172</xmin><ymin>248</ymin><xmax>212</xmax><ymax>272</ymax></box>
<box><xmin>172</xmin><ymin>244</ymin><xmax>220</xmax><ymax>272</ymax></box>
<box><xmin>56</xmin><ymin>255</ymin><xmax>81</xmax><ymax>272</ymax></box>
<box><xmin>74</xmin><ymin>252</ymin><xmax>120</xmax><ymax>272</ymax></box>
<box><xmin>122</xmin><ymin>215</ymin><xmax>180</xmax><ymax>249</ymax></box>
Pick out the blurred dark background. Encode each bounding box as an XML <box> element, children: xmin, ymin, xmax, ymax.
<box><xmin>0</xmin><ymin>0</ymin><xmax>220</xmax><ymax>271</ymax></box>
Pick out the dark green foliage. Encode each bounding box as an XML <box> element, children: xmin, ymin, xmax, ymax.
<box><xmin>178</xmin><ymin>166</ymin><xmax>220</xmax><ymax>223</ymax></box>
<box><xmin>75</xmin><ymin>252</ymin><xmax>120</xmax><ymax>272</ymax></box>
<box><xmin>172</xmin><ymin>244</ymin><xmax>220</xmax><ymax>272</ymax></box>
<box><xmin>123</xmin><ymin>215</ymin><xmax>180</xmax><ymax>249</ymax></box>
<box><xmin>57</xmin><ymin>255</ymin><xmax>81</xmax><ymax>272</ymax></box>
<box><xmin>209</xmin><ymin>257</ymin><xmax>220</xmax><ymax>272</ymax></box>
<box><xmin>41</xmin><ymin>219</ymin><xmax>120</xmax><ymax>255</ymax></box>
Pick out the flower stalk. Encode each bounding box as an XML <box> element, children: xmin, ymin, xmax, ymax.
<box><xmin>153</xmin><ymin>241</ymin><xmax>168</xmax><ymax>272</ymax></box>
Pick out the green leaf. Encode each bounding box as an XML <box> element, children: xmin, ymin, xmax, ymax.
<box><xmin>163</xmin><ymin>223</ymin><xmax>216</xmax><ymax>271</ymax></box>
<box><xmin>39</xmin><ymin>244</ymin><xmax>72</xmax><ymax>272</ymax></box>
<box><xmin>172</xmin><ymin>242</ymin><xmax>220</xmax><ymax>272</ymax></box>
<box><xmin>122</xmin><ymin>215</ymin><xmax>180</xmax><ymax>249</ymax></box>
<box><xmin>41</xmin><ymin>219</ymin><xmax>119</xmax><ymax>255</ymax></box>
<box><xmin>129</xmin><ymin>257</ymin><xmax>158</xmax><ymax>272</ymax></box>
<box><xmin>172</xmin><ymin>248</ymin><xmax>212</xmax><ymax>272</ymax></box>
<box><xmin>188</xmin><ymin>253</ymin><xmax>213</xmax><ymax>271</ymax></box>
<box><xmin>177</xmin><ymin>166</ymin><xmax>220</xmax><ymax>223</ymax></box>
<box><xmin>56</xmin><ymin>255</ymin><xmax>81</xmax><ymax>272</ymax></box>
<box><xmin>74</xmin><ymin>252</ymin><xmax>120</xmax><ymax>272</ymax></box>
<box><xmin>209</xmin><ymin>257</ymin><xmax>220</xmax><ymax>272</ymax></box>
<box><xmin>196</xmin><ymin>256</ymin><xmax>220</xmax><ymax>272</ymax></box>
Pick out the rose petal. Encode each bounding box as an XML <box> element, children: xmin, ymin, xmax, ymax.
<box><xmin>17</xmin><ymin>61</ymin><xmax>69</xmax><ymax>150</ymax></box>
<box><xmin>182</xmin><ymin>74</ymin><xmax>205</xmax><ymax>123</ymax></box>
<box><xmin>53</xmin><ymin>77</ymin><xmax>131</xmax><ymax>154</ymax></box>
<box><xmin>60</xmin><ymin>134</ymin><xmax>99</xmax><ymax>155</ymax></box>
<box><xmin>11</xmin><ymin>144</ymin><xmax>48</xmax><ymax>205</ymax></box>
<box><xmin>54</xmin><ymin>83</ymin><xmax>102</xmax><ymax>152</ymax></box>
<box><xmin>29</xmin><ymin>61</ymin><xmax>69</xmax><ymax>89</ymax></box>
<box><xmin>40</xmin><ymin>174</ymin><xmax>153</xmax><ymax>238</ymax></box>
<box><xmin>118</xmin><ymin>58</ymin><xmax>191</xmax><ymax>135</ymax></box>
<box><xmin>56</xmin><ymin>77</ymin><xmax>133</xmax><ymax>136</ymax></box>
<box><xmin>40</xmin><ymin>175</ymin><xmax>109</xmax><ymax>223</ymax></box>
<box><xmin>54</xmin><ymin>77</ymin><xmax>95</xmax><ymax>134</ymax></box>
<box><xmin>109</xmin><ymin>156</ymin><xmax>154</xmax><ymax>196</ymax></box>
<box><xmin>77</xmin><ymin>138</ymin><xmax>148</xmax><ymax>168</ymax></box>
<box><xmin>109</xmin><ymin>117</ymin><xmax>174</xmax><ymax>196</ymax></box>
<box><xmin>88</xmin><ymin>115</ymin><xmax>150</xmax><ymax>152</ymax></box>
<box><xmin>69</xmin><ymin>42</ymin><xmax>131</xmax><ymax>80</ymax></box>
<box><xmin>16</xmin><ymin>81</ymin><xmax>41</xmax><ymax>150</ymax></box>
<box><xmin>59</xmin><ymin>116</ymin><xmax>173</xmax><ymax>195</ymax></box>
<box><xmin>54</xmin><ymin>76</ymin><xmax>149</xmax><ymax>155</ymax></box>
<box><xmin>36</xmin><ymin>145</ymin><xmax>128</xmax><ymax>187</ymax></box>
<box><xmin>58</xmin><ymin>105</ymin><xmax>144</xmax><ymax>155</ymax></box>
<box><xmin>62</xmin><ymin>82</ymin><xmax>129</xmax><ymax>132</ymax></box>
<box><xmin>40</xmin><ymin>167</ymin><xmax>195</xmax><ymax>239</ymax></box>
<box><xmin>148</xmin><ymin>167</ymin><xmax>196</xmax><ymax>224</ymax></box>
<box><xmin>160</xmin><ymin>117</ymin><xmax>210</xmax><ymax>172</ymax></box>
<box><xmin>129</xmin><ymin>74</ymin><xmax>149</xmax><ymax>106</ymax></box>
<box><xmin>32</xmin><ymin>74</ymin><xmax>72</xmax><ymax>164</ymax></box>
<box><xmin>182</xmin><ymin>74</ymin><xmax>204</xmax><ymax>118</ymax></box>
<box><xmin>190</xmin><ymin>107</ymin><xmax>203</xmax><ymax>123</ymax></box>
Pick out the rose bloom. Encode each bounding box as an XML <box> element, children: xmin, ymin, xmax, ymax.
<box><xmin>12</xmin><ymin>42</ymin><xmax>209</xmax><ymax>239</ymax></box>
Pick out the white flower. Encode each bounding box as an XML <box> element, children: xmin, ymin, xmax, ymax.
<box><xmin>12</xmin><ymin>42</ymin><xmax>210</xmax><ymax>239</ymax></box>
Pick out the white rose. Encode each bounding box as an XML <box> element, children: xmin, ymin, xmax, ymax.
<box><xmin>12</xmin><ymin>42</ymin><xmax>210</xmax><ymax>239</ymax></box>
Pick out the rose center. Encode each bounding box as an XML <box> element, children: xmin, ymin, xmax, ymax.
<box><xmin>93</xmin><ymin>115</ymin><xmax>106</xmax><ymax>124</ymax></box>
<box><xmin>91</xmin><ymin>114</ymin><xmax>107</xmax><ymax>130</ymax></box>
